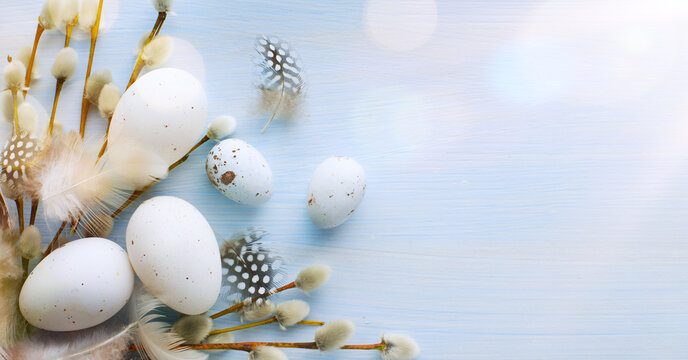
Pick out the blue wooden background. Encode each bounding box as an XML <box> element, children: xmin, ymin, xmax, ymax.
<box><xmin>3</xmin><ymin>0</ymin><xmax>688</xmax><ymax>359</ymax></box>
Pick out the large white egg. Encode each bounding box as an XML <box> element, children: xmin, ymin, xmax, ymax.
<box><xmin>19</xmin><ymin>238</ymin><xmax>135</xmax><ymax>331</ymax></box>
<box><xmin>108</xmin><ymin>68</ymin><xmax>207</xmax><ymax>166</ymax></box>
<box><xmin>307</xmin><ymin>156</ymin><xmax>366</xmax><ymax>228</ymax></box>
<box><xmin>206</xmin><ymin>139</ymin><xmax>273</xmax><ymax>206</ymax></box>
<box><xmin>126</xmin><ymin>196</ymin><xmax>221</xmax><ymax>314</ymax></box>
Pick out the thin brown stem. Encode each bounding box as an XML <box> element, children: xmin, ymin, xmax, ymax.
<box><xmin>29</xmin><ymin>199</ymin><xmax>38</xmax><ymax>226</ymax></box>
<box><xmin>129</xmin><ymin>341</ymin><xmax>384</xmax><ymax>353</ymax></box>
<box><xmin>48</xmin><ymin>81</ymin><xmax>65</xmax><ymax>135</ymax></box>
<box><xmin>12</xmin><ymin>90</ymin><xmax>19</xmax><ymax>135</ymax></box>
<box><xmin>23</xmin><ymin>22</ymin><xmax>44</xmax><ymax>98</ymax></box>
<box><xmin>111</xmin><ymin>136</ymin><xmax>210</xmax><ymax>218</ymax></box>
<box><xmin>208</xmin><ymin>318</ymin><xmax>322</xmax><ymax>336</ymax></box>
<box><xmin>96</xmin><ymin>117</ymin><xmax>112</xmax><ymax>160</ymax></box>
<box><xmin>79</xmin><ymin>0</ymin><xmax>105</xmax><ymax>138</ymax></box>
<box><xmin>127</xmin><ymin>12</ymin><xmax>166</xmax><ymax>89</ymax></box>
<box><xmin>22</xmin><ymin>257</ymin><xmax>29</xmax><ymax>276</ymax></box>
<box><xmin>64</xmin><ymin>16</ymin><xmax>78</xmax><ymax>47</ymax></box>
<box><xmin>341</xmin><ymin>343</ymin><xmax>385</xmax><ymax>350</ymax></box>
<box><xmin>210</xmin><ymin>282</ymin><xmax>296</xmax><ymax>319</ymax></box>
<box><xmin>15</xmin><ymin>198</ymin><xmax>24</xmax><ymax>232</ymax></box>
<box><xmin>41</xmin><ymin>220</ymin><xmax>67</xmax><ymax>260</ymax></box>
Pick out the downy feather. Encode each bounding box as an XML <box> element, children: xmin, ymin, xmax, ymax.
<box><xmin>254</xmin><ymin>35</ymin><xmax>305</xmax><ymax>133</ymax></box>
<box><xmin>7</xmin><ymin>323</ymin><xmax>134</xmax><ymax>360</ymax></box>
<box><xmin>133</xmin><ymin>287</ymin><xmax>208</xmax><ymax>360</ymax></box>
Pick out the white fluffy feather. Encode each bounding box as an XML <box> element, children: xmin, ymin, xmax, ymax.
<box><xmin>133</xmin><ymin>288</ymin><xmax>208</xmax><ymax>360</ymax></box>
<box><xmin>273</xmin><ymin>300</ymin><xmax>309</xmax><ymax>329</ymax></box>
<box><xmin>295</xmin><ymin>264</ymin><xmax>331</xmax><ymax>293</ymax></box>
<box><xmin>381</xmin><ymin>334</ymin><xmax>419</xmax><ymax>360</ymax></box>
<box><xmin>314</xmin><ymin>320</ymin><xmax>355</xmax><ymax>352</ymax></box>
<box><xmin>7</xmin><ymin>323</ymin><xmax>134</xmax><ymax>360</ymax></box>
<box><xmin>27</xmin><ymin>131</ymin><xmax>119</xmax><ymax>224</ymax></box>
<box><xmin>51</xmin><ymin>47</ymin><xmax>77</xmax><ymax>82</ymax></box>
<box><xmin>142</xmin><ymin>36</ymin><xmax>173</xmax><ymax>68</ymax></box>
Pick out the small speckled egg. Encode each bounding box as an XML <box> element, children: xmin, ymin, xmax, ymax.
<box><xmin>307</xmin><ymin>156</ymin><xmax>366</xmax><ymax>228</ymax></box>
<box><xmin>19</xmin><ymin>238</ymin><xmax>135</xmax><ymax>331</ymax></box>
<box><xmin>126</xmin><ymin>196</ymin><xmax>221</xmax><ymax>315</ymax></box>
<box><xmin>108</xmin><ymin>68</ymin><xmax>207</xmax><ymax>166</ymax></box>
<box><xmin>206</xmin><ymin>138</ymin><xmax>273</xmax><ymax>206</ymax></box>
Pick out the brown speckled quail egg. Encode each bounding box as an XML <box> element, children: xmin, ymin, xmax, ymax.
<box><xmin>307</xmin><ymin>156</ymin><xmax>366</xmax><ymax>228</ymax></box>
<box><xmin>206</xmin><ymin>138</ymin><xmax>273</xmax><ymax>206</ymax></box>
<box><xmin>19</xmin><ymin>238</ymin><xmax>135</xmax><ymax>331</ymax></box>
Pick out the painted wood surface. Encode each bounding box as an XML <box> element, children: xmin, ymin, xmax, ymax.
<box><xmin>2</xmin><ymin>0</ymin><xmax>688</xmax><ymax>359</ymax></box>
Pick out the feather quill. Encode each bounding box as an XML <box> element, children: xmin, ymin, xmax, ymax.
<box><xmin>220</xmin><ymin>228</ymin><xmax>285</xmax><ymax>304</ymax></box>
<box><xmin>133</xmin><ymin>287</ymin><xmax>208</xmax><ymax>360</ymax></box>
<box><xmin>255</xmin><ymin>35</ymin><xmax>305</xmax><ymax>133</ymax></box>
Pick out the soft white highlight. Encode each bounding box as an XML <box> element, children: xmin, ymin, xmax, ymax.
<box><xmin>78</xmin><ymin>0</ymin><xmax>99</xmax><ymax>31</ymax></box>
<box><xmin>381</xmin><ymin>334</ymin><xmax>420</xmax><ymax>360</ymax></box>
<box><xmin>18</xmin><ymin>226</ymin><xmax>42</xmax><ymax>259</ymax></box>
<box><xmin>49</xmin><ymin>0</ymin><xmax>79</xmax><ymax>28</ymax></box>
<box><xmin>239</xmin><ymin>300</ymin><xmax>275</xmax><ymax>322</ymax></box>
<box><xmin>295</xmin><ymin>264</ymin><xmax>331</xmax><ymax>293</ymax></box>
<box><xmin>142</xmin><ymin>35</ymin><xmax>173</xmax><ymax>68</ymax></box>
<box><xmin>207</xmin><ymin>115</ymin><xmax>236</xmax><ymax>140</ymax></box>
<box><xmin>17</xmin><ymin>46</ymin><xmax>39</xmax><ymax>80</ymax></box>
<box><xmin>171</xmin><ymin>315</ymin><xmax>213</xmax><ymax>344</ymax></box>
<box><xmin>314</xmin><ymin>319</ymin><xmax>355</xmax><ymax>352</ymax></box>
<box><xmin>1</xmin><ymin>90</ymin><xmax>22</xmax><ymax>123</ymax></box>
<box><xmin>249</xmin><ymin>346</ymin><xmax>288</xmax><ymax>360</ymax></box>
<box><xmin>4</xmin><ymin>60</ymin><xmax>26</xmax><ymax>92</ymax></box>
<box><xmin>85</xmin><ymin>70</ymin><xmax>112</xmax><ymax>105</ymax></box>
<box><xmin>97</xmin><ymin>83</ymin><xmax>121</xmax><ymax>118</ymax></box>
<box><xmin>51</xmin><ymin>47</ymin><xmax>77</xmax><ymax>81</ymax></box>
<box><xmin>17</xmin><ymin>102</ymin><xmax>38</xmax><ymax>135</ymax></box>
<box><xmin>273</xmin><ymin>300</ymin><xmax>310</xmax><ymax>329</ymax></box>
<box><xmin>103</xmin><ymin>142</ymin><xmax>169</xmax><ymax>190</ymax></box>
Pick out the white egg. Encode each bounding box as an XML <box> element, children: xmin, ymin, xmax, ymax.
<box><xmin>126</xmin><ymin>196</ymin><xmax>221</xmax><ymax>314</ymax></box>
<box><xmin>206</xmin><ymin>139</ymin><xmax>273</xmax><ymax>206</ymax></box>
<box><xmin>19</xmin><ymin>238</ymin><xmax>135</xmax><ymax>331</ymax></box>
<box><xmin>307</xmin><ymin>156</ymin><xmax>366</xmax><ymax>228</ymax></box>
<box><xmin>108</xmin><ymin>68</ymin><xmax>207</xmax><ymax>166</ymax></box>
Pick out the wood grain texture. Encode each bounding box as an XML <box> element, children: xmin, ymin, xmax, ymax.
<box><xmin>2</xmin><ymin>0</ymin><xmax>688</xmax><ymax>359</ymax></box>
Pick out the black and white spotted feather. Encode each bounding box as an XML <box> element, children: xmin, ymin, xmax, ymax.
<box><xmin>254</xmin><ymin>35</ymin><xmax>305</xmax><ymax>133</ymax></box>
<box><xmin>219</xmin><ymin>228</ymin><xmax>285</xmax><ymax>304</ymax></box>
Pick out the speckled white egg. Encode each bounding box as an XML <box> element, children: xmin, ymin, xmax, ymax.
<box><xmin>307</xmin><ymin>156</ymin><xmax>366</xmax><ymax>228</ymax></box>
<box><xmin>126</xmin><ymin>196</ymin><xmax>221</xmax><ymax>314</ymax></box>
<box><xmin>206</xmin><ymin>139</ymin><xmax>273</xmax><ymax>206</ymax></box>
<box><xmin>19</xmin><ymin>238</ymin><xmax>135</xmax><ymax>331</ymax></box>
<box><xmin>108</xmin><ymin>68</ymin><xmax>207</xmax><ymax>166</ymax></box>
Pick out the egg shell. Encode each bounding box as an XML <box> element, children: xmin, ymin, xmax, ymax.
<box><xmin>126</xmin><ymin>196</ymin><xmax>221</xmax><ymax>315</ymax></box>
<box><xmin>206</xmin><ymin>138</ymin><xmax>273</xmax><ymax>206</ymax></box>
<box><xmin>307</xmin><ymin>156</ymin><xmax>366</xmax><ymax>228</ymax></box>
<box><xmin>19</xmin><ymin>238</ymin><xmax>135</xmax><ymax>331</ymax></box>
<box><xmin>108</xmin><ymin>68</ymin><xmax>207</xmax><ymax>166</ymax></box>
